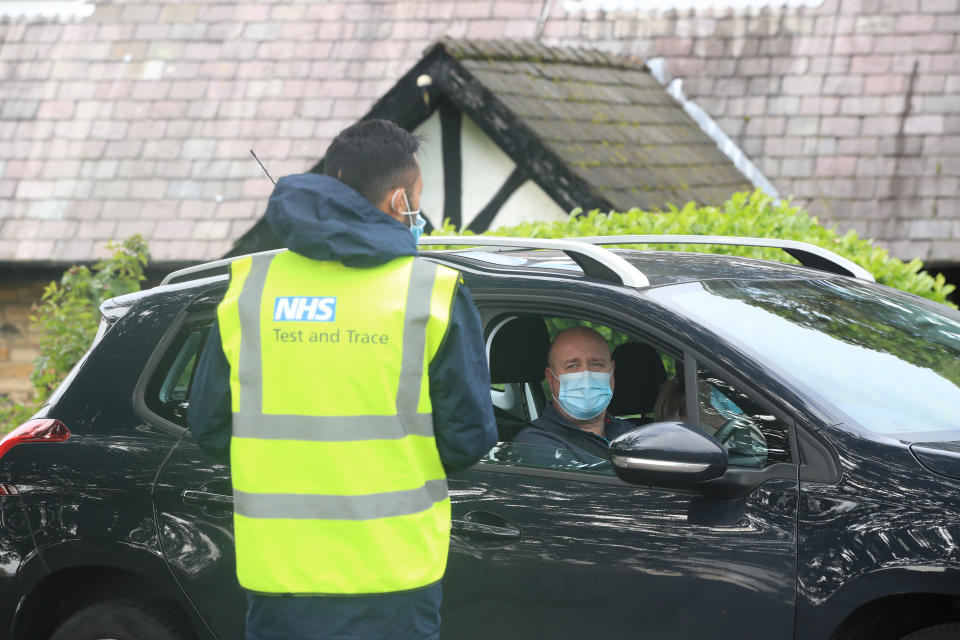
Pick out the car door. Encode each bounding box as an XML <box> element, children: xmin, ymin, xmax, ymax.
<box><xmin>144</xmin><ymin>313</ymin><xmax>246</xmax><ymax>640</ymax></box>
<box><xmin>154</xmin><ymin>434</ymin><xmax>244</xmax><ymax>639</ymax></box>
<box><xmin>440</xmin><ymin>312</ymin><xmax>799</xmax><ymax>639</ymax></box>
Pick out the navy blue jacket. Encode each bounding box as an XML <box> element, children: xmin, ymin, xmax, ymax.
<box><xmin>187</xmin><ymin>173</ymin><xmax>498</xmax><ymax>640</ymax></box>
<box><xmin>513</xmin><ymin>402</ymin><xmax>634</xmax><ymax>466</ymax></box>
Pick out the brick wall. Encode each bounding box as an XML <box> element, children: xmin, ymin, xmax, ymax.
<box><xmin>545</xmin><ymin>0</ymin><xmax>960</xmax><ymax>263</ymax></box>
<box><xmin>0</xmin><ymin>0</ymin><xmax>957</xmax><ymax>263</ymax></box>
<box><xmin>0</xmin><ymin>282</ymin><xmax>44</xmax><ymax>403</ymax></box>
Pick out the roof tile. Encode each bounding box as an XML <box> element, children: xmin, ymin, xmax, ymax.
<box><xmin>438</xmin><ymin>38</ymin><xmax>751</xmax><ymax>210</ymax></box>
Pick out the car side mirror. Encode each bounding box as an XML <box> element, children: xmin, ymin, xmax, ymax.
<box><xmin>609</xmin><ymin>422</ymin><xmax>728</xmax><ymax>490</ymax></box>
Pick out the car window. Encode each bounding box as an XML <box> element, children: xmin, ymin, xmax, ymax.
<box><xmin>481</xmin><ymin>441</ymin><xmax>616</xmax><ymax>476</ymax></box>
<box><xmin>482</xmin><ymin>311</ymin><xmax>683</xmax><ymax>478</ymax></box>
<box><xmin>144</xmin><ymin>319</ymin><xmax>212</xmax><ymax>426</ymax></box>
<box><xmin>648</xmin><ymin>278</ymin><xmax>960</xmax><ymax>442</ymax></box>
<box><xmin>696</xmin><ymin>368</ymin><xmax>791</xmax><ymax>468</ymax></box>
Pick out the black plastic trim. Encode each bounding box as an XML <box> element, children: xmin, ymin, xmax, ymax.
<box><xmin>698</xmin><ymin>462</ymin><xmax>798</xmax><ymax>499</ymax></box>
<box><xmin>132</xmin><ymin>308</ymin><xmax>190</xmax><ymax>437</ymax></box>
<box><xmin>796</xmin><ymin>421</ymin><xmax>842</xmax><ymax>484</ymax></box>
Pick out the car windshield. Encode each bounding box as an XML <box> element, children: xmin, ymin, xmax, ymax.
<box><xmin>648</xmin><ymin>278</ymin><xmax>960</xmax><ymax>442</ymax></box>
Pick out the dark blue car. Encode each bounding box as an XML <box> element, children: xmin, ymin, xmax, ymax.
<box><xmin>1</xmin><ymin>236</ymin><xmax>958</xmax><ymax>640</ymax></box>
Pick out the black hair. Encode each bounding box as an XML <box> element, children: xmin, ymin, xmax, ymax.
<box><xmin>323</xmin><ymin>119</ymin><xmax>420</xmax><ymax>207</ymax></box>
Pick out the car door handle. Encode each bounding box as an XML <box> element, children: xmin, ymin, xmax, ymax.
<box><xmin>182</xmin><ymin>490</ymin><xmax>233</xmax><ymax>507</ymax></box>
<box><xmin>451</xmin><ymin>511</ymin><xmax>521</xmax><ymax>540</ymax></box>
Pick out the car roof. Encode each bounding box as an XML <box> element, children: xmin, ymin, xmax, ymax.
<box><xmin>426</xmin><ymin>248</ymin><xmax>838</xmax><ymax>288</ymax></box>
<box><xmin>154</xmin><ymin>234</ymin><xmax>871</xmax><ymax>295</ymax></box>
<box><xmin>134</xmin><ymin>235</ymin><xmax>869</xmax><ymax>316</ymax></box>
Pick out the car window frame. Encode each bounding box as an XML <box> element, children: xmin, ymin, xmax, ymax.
<box><xmin>470</xmin><ymin>289</ymin><xmax>803</xmax><ymax>474</ymax></box>
<box><xmin>134</xmin><ymin>307</ymin><xmax>217</xmax><ymax>435</ymax></box>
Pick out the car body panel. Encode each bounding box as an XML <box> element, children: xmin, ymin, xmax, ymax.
<box><xmin>0</xmin><ymin>493</ymin><xmax>37</xmax><ymax>639</ymax></box>
<box><xmin>796</xmin><ymin>425</ymin><xmax>960</xmax><ymax>639</ymax></box>
<box><xmin>441</xmin><ymin>466</ymin><xmax>798</xmax><ymax>639</ymax></box>
<box><xmin>153</xmin><ymin>435</ymin><xmax>245</xmax><ymax>640</ymax></box>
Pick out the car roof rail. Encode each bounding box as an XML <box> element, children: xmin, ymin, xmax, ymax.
<box><xmin>161</xmin><ymin>234</ymin><xmax>869</xmax><ymax>288</ymax></box>
<box><xmin>419</xmin><ymin>236</ymin><xmax>650</xmax><ymax>287</ymax></box>
<box><xmin>576</xmin><ymin>235</ymin><xmax>875</xmax><ymax>281</ymax></box>
<box><xmin>160</xmin><ymin>248</ymin><xmax>286</xmax><ymax>285</ymax></box>
<box><xmin>162</xmin><ymin>239</ymin><xmax>650</xmax><ymax>288</ymax></box>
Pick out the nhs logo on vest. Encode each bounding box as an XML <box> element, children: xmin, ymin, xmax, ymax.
<box><xmin>273</xmin><ymin>297</ymin><xmax>337</xmax><ymax>322</ymax></box>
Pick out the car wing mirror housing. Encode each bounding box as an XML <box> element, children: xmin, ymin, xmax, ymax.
<box><xmin>609</xmin><ymin>422</ymin><xmax>728</xmax><ymax>490</ymax></box>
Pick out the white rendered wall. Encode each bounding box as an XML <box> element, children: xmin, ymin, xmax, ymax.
<box><xmin>493</xmin><ymin>178</ymin><xmax>570</xmax><ymax>229</ymax></box>
<box><xmin>413</xmin><ymin>110</ymin><xmax>571</xmax><ymax>230</ymax></box>
<box><xmin>458</xmin><ymin>115</ymin><xmax>517</xmax><ymax>229</ymax></box>
<box><xmin>412</xmin><ymin>112</ymin><xmax>445</xmax><ymax>229</ymax></box>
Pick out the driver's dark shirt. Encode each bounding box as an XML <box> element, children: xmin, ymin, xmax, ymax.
<box><xmin>513</xmin><ymin>402</ymin><xmax>635</xmax><ymax>463</ymax></box>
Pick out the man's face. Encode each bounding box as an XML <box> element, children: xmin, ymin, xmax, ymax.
<box><xmin>545</xmin><ymin>329</ymin><xmax>615</xmax><ymax>401</ymax></box>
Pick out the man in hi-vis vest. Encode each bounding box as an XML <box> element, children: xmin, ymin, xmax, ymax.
<box><xmin>188</xmin><ymin>119</ymin><xmax>498</xmax><ymax>640</ymax></box>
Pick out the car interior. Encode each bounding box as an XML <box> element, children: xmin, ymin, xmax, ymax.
<box><xmin>481</xmin><ymin>313</ymin><xmax>786</xmax><ymax>470</ymax></box>
<box><xmin>485</xmin><ymin>314</ymin><xmax>681</xmax><ymax>443</ymax></box>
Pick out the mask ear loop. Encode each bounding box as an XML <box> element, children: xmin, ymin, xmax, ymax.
<box><xmin>546</xmin><ymin>368</ymin><xmax>562</xmax><ymax>407</ymax></box>
<box><xmin>391</xmin><ymin>188</ymin><xmax>412</xmax><ymax>227</ymax></box>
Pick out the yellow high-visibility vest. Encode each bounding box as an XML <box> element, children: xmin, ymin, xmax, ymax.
<box><xmin>217</xmin><ymin>250</ymin><xmax>461</xmax><ymax>594</ymax></box>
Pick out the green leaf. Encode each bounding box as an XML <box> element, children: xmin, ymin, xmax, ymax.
<box><xmin>480</xmin><ymin>189</ymin><xmax>955</xmax><ymax>308</ymax></box>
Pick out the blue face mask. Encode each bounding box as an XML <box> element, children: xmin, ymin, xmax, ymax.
<box><xmin>400</xmin><ymin>192</ymin><xmax>426</xmax><ymax>244</ymax></box>
<box><xmin>409</xmin><ymin>211</ymin><xmax>426</xmax><ymax>243</ymax></box>
<box><xmin>550</xmin><ymin>369</ymin><xmax>613</xmax><ymax>421</ymax></box>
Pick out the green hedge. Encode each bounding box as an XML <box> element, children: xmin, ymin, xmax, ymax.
<box><xmin>444</xmin><ymin>190</ymin><xmax>954</xmax><ymax>306</ymax></box>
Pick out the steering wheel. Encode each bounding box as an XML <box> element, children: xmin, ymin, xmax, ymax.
<box><xmin>711</xmin><ymin>418</ymin><xmax>741</xmax><ymax>446</ymax></box>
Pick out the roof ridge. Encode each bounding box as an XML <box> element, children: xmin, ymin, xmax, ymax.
<box><xmin>432</xmin><ymin>37</ymin><xmax>648</xmax><ymax>71</ymax></box>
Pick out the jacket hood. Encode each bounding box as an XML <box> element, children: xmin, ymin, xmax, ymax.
<box><xmin>265</xmin><ymin>173</ymin><xmax>417</xmax><ymax>267</ymax></box>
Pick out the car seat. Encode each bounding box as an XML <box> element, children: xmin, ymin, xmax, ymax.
<box><xmin>487</xmin><ymin>315</ymin><xmax>550</xmax><ymax>441</ymax></box>
<box><xmin>608</xmin><ymin>341</ymin><xmax>667</xmax><ymax>425</ymax></box>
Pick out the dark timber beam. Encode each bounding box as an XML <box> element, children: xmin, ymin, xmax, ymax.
<box><xmin>439</xmin><ymin>99</ymin><xmax>463</xmax><ymax>230</ymax></box>
<box><xmin>467</xmin><ymin>167</ymin><xmax>527</xmax><ymax>233</ymax></box>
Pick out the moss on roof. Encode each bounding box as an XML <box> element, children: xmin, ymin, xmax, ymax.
<box><xmin>432</xmin><ymin>38</ymin><xmax>752</xmax><ymax>211</ymax></box>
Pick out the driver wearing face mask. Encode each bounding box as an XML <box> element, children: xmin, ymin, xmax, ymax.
<box><xmin>514</xmin><ymin>327</ymin><xmax>635</xmax><ymax>462</ymax></box>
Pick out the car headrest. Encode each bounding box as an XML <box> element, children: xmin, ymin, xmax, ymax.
<box><xmin>608</xmin><ymin>342</ymin><xmax>667</xmax><ymax>417</ymax></box>
<box><xmin>488</xmin><ymin>316</ymin><xmax>550</xmax><ymax>384</ymax></box>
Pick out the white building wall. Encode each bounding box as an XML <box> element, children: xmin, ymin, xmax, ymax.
<box><xmin>494</xmin><ymin>179</ymin><xmax>570</xmax><ymax>229</ymax></box>
<box><xmin>412</xmin><ymin>112</ymin><xmax>445</xmax><ymax>229</ymax></box>
<box><xmin>413</xmin><ymin>111</ymin><xmax>570</xmax><ymax>231</ymax></box>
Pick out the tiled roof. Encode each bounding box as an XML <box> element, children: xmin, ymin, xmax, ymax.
<box><xmin>2</xmin><ymin>0</ymin><xmax>956</xmax><ymax>264</ymax></box>
<box><xmin>441</xmin><ymin>39</ymin><xmax>751</xmax><ymax>210</ymax></box>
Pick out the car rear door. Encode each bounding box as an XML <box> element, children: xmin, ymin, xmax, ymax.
<box><xmin>154</xmin><ymin>434</ymin><xmax>244</xmax><ymax>639</ymax></box>
<box><xmin>143</xmin><ymin>311</ymin><xmax>246</xmax><ymax>639</ymax></box>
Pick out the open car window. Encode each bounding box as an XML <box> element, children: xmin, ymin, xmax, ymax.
<box><xmin>482</xmin><ymin>311</ymin><xmax>683</xmax><ymax>478</ymax></box>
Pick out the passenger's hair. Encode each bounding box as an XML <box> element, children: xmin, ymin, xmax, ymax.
<box><xmin>654</xmin><ymin>379</ymin><xmax>685</xmax><ymax>422</ymax></box>
<box><xmin>323</xmin><ymin>119</ymin><xmax>420</xmax><ymax>206</ymax></box>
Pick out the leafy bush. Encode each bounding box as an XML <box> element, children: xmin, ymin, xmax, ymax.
<box><xmin>438</xmin><ymin>190</ymin><xmax>954</xmax><ymax>306</ymax></box>
<box><xmin>0</xmin><ymin>235</ymin><xmax>149</xmax><ymax>432</ymax></box>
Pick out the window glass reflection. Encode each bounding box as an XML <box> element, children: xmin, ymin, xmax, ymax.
<box><xmin>697</xmin><ymin>370</ymin><xmax>791</xmax><ymax>467</ymax></box>
<box><xmin>481</xmin><ymin>442</ymin><xmax>615</xmax><ymax>476</ymax></box>
<box><xmin>650</xmin><ymin>279</ymin><xmax>960</xmax><ymax>439</ymax></box>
